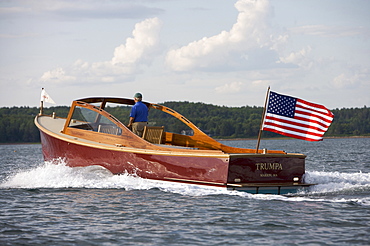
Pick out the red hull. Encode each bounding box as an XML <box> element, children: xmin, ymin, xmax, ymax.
<box><xmin>40</xmin><ymin>129</ymin><xmax>306</xmax><ymax>188</ymax></box>
<box><xmin>40</xmin><ymin>130</ymin><xmax>230</xmax><ymax>185</ymax></box>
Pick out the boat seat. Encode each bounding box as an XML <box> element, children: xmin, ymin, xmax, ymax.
<box><xmin>142</xmin><ymin>126</ymin><xmax>164</xmax><ymax>144</ymax></box>
<box><xmin>98</xmin><ymin>124</ymin><xmax>119</xmax><ymax>135</ymax></box>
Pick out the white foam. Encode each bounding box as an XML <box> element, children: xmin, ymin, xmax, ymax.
<box><xmin>304</xmin><ymin>170</ymin><xmax>370</xmax><ymax>194</ymax></box>
<box><xmin>1</xmin><ymin>160</ymin><xmax>369</xmax><ymax>205</ymax></box>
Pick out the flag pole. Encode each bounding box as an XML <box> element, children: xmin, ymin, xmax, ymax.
<box><xmin>39</xmin><ymin>88</ymin><xmax>44</xmax><ymax>115</ymax></box>
<box><xmin>255</xmin><ymin>86</ymin><xmax>270</xmax><ymax>153</ymax></box>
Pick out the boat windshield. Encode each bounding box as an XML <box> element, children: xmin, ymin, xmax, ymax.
<box><xmin>68</xmin><ymin>106</ymin><xmax>122</xmax><ymax>135</ymax></box>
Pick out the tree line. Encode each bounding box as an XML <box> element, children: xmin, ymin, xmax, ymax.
<box><xmin>0</xmin><ymin>103</ymin><xmax>369</xmax><ymax>143</ymax></box>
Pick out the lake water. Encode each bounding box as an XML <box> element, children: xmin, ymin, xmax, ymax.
<box><xmin>1</xmin><ymin>138</ymin><xmax>369</xmax><ymax>245</ymax></box>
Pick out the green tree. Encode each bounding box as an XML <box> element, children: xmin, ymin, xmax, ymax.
<box><xmin>0</xmin><ymin>104</ymin><xmax>369</xmax><ymax>143</ymax></box>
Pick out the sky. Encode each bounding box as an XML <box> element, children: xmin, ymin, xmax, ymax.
<box><xmin>1</xmin><ymin>0</ymin><xmax>369</xmax><ymax>109</ymax></box>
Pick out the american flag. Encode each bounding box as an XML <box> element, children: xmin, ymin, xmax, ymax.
<box><xmin>262</xmin><ymin>91</ymin><xmax>334</xmax><ymax>141</ymax></box>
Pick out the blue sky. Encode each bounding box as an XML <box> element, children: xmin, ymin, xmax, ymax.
<box><xmin>1</xmin><ymin>0</ymin><xmax>369</xmax><ymax>109</ymax></box>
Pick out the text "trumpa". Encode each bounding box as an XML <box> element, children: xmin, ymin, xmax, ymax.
<box><xmin>255</xmin><ymin>162</ymin><xmax>283</xmax><ymax>171</ymax></box>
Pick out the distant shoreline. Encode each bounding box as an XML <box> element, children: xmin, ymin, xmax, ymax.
<box><xmin>323</xmin><ymin>136</ymin><xmax>370</xmax><ymax>139</ymax></box>
<box><xmin>1</xmin><ymin>135</ymin><xmax>369</xmax><ymax>145</ymax></box>
<box><xmin>218</xmin><ymin>135</ymin><xmax>370</xmax><ymax>141</ymax></box>
<box><xmin>0</xmin><ymin>142</ymin><xmax>41</xmax><ymax>145</ymax></box>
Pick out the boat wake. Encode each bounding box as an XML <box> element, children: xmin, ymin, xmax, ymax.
<box><xmin>304</xmin><ymin>170</ymin><xmax>370</xmax><ymax>194</ymax></box>
<box><xmin>1</xmin><ymin>159</ymin><xmax>369</xmax><ymax>205</ymax></box>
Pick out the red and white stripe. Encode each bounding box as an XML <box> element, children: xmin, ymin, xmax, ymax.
<box><xmin>263</xmin><ymin>98</ymin><xmax>334</xmax><ymax>141</ymax></box>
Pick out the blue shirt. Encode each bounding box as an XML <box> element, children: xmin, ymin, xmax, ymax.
<box><xmin>130</xmin><ymin>101</ymin><xmax>148</xmax><ymax>122</ymax></box>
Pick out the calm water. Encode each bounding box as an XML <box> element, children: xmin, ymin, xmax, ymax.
<box><xmin>1</xmin><ymin>138</ymin><xmax>369</xmax><ymax>245</ymax></box>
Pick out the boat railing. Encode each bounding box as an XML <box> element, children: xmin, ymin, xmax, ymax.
<box><xmin>59</xmin><ymin>97</ymin><xmax>287</xmax><ymax>154</ymax></box>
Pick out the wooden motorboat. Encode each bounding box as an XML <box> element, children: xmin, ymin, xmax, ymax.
<box><xmin>35</xmin><ymin>97</ymin><xmax>313</xmax><ymax>194</ymax></box>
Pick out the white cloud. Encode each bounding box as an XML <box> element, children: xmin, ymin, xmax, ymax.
<box><xmin>215</xmin><ymin>81</ymin><xmax>243</xmax><ymax>94</ymax></box>
<box><xmin>165</xmin><ymin>0</ymin><xmax>279</xmax><ymax>72</ymax></box>
<box><xmin>40</xmin><ymin>17</ymin><xmax>162</xmax><ymax>84</ymax></box>
<box><xmin>0</xmin><ymin>33</ymin><xmax>39</xmax><ymax>39</ymax></box>
<box><xmin>331</xmin><ymin>68</ymin><xmax>369</xmax><ymax>89</ymax></box>
<box><xmin>278</xmin><ymin>46</ymin><xmax>313</xmax><ymax>70</ymax></box>
<box><xmin>40</xmin><ymin>67</ymin><xmax>76</xmax><ymax>83</ymax></box>
<box><xmin>111</xmin><ymin>17</ymin><xmax>162</xmax><ymax>66</ymax></box>
<box><xmin>289</xmin><ymin>25</ymin><xmax>366</xmax><ymax>38</ymax></box>
<box><xmin>0</xmin><ymin>0</ymin><xmax>164</xmax><ymax>20</ymax></box>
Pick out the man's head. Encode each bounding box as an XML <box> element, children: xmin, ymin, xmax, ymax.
<box><xmin>134</xmin><ymin>92</ymin><xmax>142</xmax><ymax>101</ymax></box>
